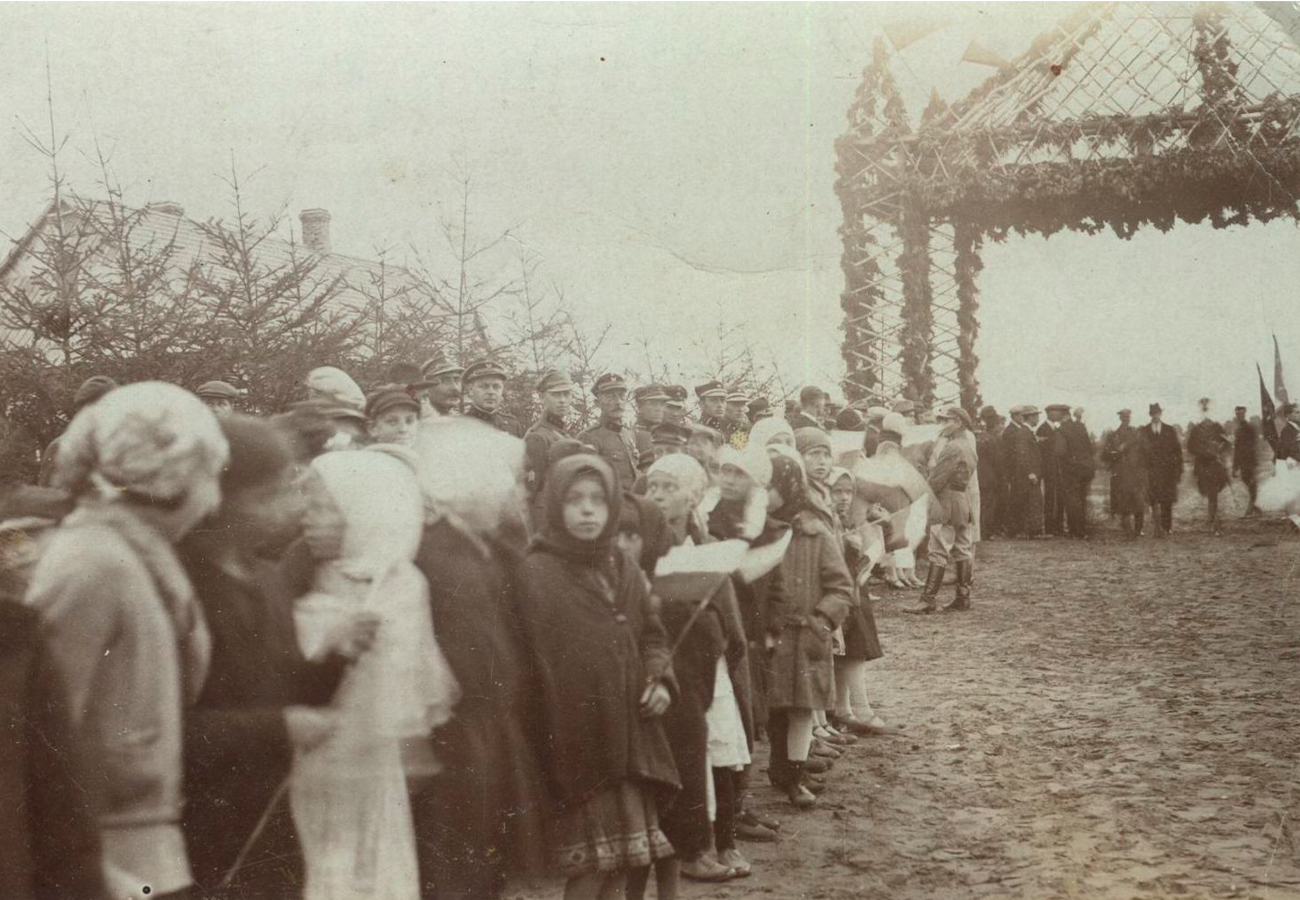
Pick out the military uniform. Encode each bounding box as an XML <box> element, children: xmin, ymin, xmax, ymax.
<box><xmin>524</xmin><ymin>370</ymin><xmax>575</xmax><ymax>505</ymax></box>
<box><xmin>631</xmin><ymin>384</ymin><xmax>671</xmax><ymax>471</ymax></box>
<box><xmin>464</xmin><ymin>404</ymin><xmax>525</xmax><ymax>438</ymax></box>
<box><xmin>694</xmin><ymin>380</ymin><xmax>727</xmax><ymax>430</ymax></box>
<box><xmin>579</xmin><ymin>373</ymin><xmax>639</xmax><ymax>488</ymax></box>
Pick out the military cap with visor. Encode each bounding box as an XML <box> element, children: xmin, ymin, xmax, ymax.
<box><xmin>461</xmin><ymin>359</ymin><xmax>508</xmax><ymax>386</ymax></box>
<box><xmin>535</xmin><ymin>370</ymin><xmax>574</xmax><ymax>394</ymax></box>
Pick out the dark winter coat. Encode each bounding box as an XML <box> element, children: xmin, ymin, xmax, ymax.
<box><xmin>730</xmin><ymin>521</ymin><xmax>792</xmax><ymax>727</ymax></box>
<box><xmin>1141</xmin><ymin>423</ymin><xmax>1183</xmax><ymax>504</ymax></box>
<box><xmin>576</xmin><ymin>419</ymin><xmax>639</xmax><ymax>488</ymax></box>
<box><xmin>1232</xmin><ymin>420</ymin><xmax>1259</xmax><ymax>478</ymax></box>
<box><xmin>767</xmin><ymin>509</ymin><xmax>853</xmax><ymax>711</ymax></box>
<box><xmin>0</xmin><ymin>601</ymin><xmax>104</xmax><ymax>900</ymax></box>
<box><xmin>1105</xmin><ymin>425</ymin><xmax>1150</xmax><ymax>514</ymax></box>
<box><xmin>180</xmin><ymin>542</ymin><xmax>347</xmax><ymax>898</ymax></box>
<box><xmin>838</xmin><ymin>529</ymin><xmax>883</xmax><ymax>663</ymax></box>
<box><xmin>523</xmin><ymin>413</ymin><xmax>570</xmax><ymax>505</ymax></box>
<box><xmin>1188</xmin><ymin>419</ymin><xmax>1231</xmax><ymax>498</ymax></box>
<box><xmin>411</xmin><ymin>518</ymin><xmax>550</xmax><ymax>898</ymax></box>
<box><xmin>1057</xmin><ymin>420</ymin><xmax>1096</xmax><ymax>480</ymax></box>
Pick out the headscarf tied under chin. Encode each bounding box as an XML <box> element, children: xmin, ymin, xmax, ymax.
<box><xmin>535</xmin><ymin>453</ymin><xmax>620</xmax><ymax>567</ymax></box>
<box><xmin>53</xmin><ymin>381</ymin><xmax>229</xmax><ymax>504</ymax></box>
<box><xmin>748</xmin><ymin>416</ymin><xmax>795</xmax><ymax>450</ymax></box>
<box><xmin>768</xmin><ymin>447</ymin><xmax>809</xmax><ymax>523</ymax></box>
<box><xmin>647</xmin><ymin>454</ymin><xmax>710</xmax><ymax>506</ymax></box>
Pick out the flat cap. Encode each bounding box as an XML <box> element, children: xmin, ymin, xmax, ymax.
<box><xmin>943</xmin><ymin>406</ymin><xmax>974</xmax><ymax>430</ymax></box>
<box><xmin>665</xmin><ymin>384</ymin><xmax>688</xmax><ymax>406</ymax></box>
<box><xmin>694</xmin><ymin>380</ymin><xmax>726</xmax><ymax>400</ymax></box>
<box><xmin>73</xmin><ymin>375</ymin><xmax>118</xmax><ymax>408</ymax></box>
<box><xmin>366</xmin><ymin>385</ymin><xmax>421</xmax><ymax>420</ymax></box>
<box><xmin>891</xmin><ymin>398</ymin><xmax>916</xmax><ymax>414</ymax></box>
<box><xmin>1018</xmin><ymin>404</ymin><xmax>1041</xmax><ymax>416</ymax></box>
<box><xmin>593</xmin><ymin>373</ymin><xmax>628</xmax><ymax>396</ymax></box>
<box><xmin>461</xmin><ymin>359</ymin><xmax>508</xmax><ymax>385</ymax></box>
<box><xmin>651</xmin><ymin>422</ymin><xmax>690</xmax><ymax>446</ymax></box>
<box><xmin>1045</xmin><ymin>403</ymin><xmax>1070</xmax><ymax>414</ymax></box>
<box><xmin>196</xmin><ymin>380</ymin><xmax>240</xmax><ymax>401</ymax></box>
<box><xmin>747</xmin><ymin>397</ymin><xmax>772</xmax><ymax>416</ymax></box>
<box><xmin>535</xmin><ymin>370</ymin><xmax>574</xmax><ymax>393</ymax></box>
<box><xmin>1118</xmin><ymin>408</ymin><xmax>1133</xmax><ymax>416</ymax></box>
<box><xmin>633</xmin><ymin>384</ymin><xmax>671</xmax><ymax>403</ymax></box>
<box><xmin>420</xmin><ymin>350</ymin><xmax>464</xmax><ymax>380</ymax></box>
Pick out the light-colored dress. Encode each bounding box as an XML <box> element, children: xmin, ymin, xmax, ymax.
<box><xmin>292</xmin><ymin>451</ymin><xmax>460</xmax><ymax>900</ymax></box>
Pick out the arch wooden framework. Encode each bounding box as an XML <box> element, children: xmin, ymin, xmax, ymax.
<box><xmin>835</xmin><ymin>1</ymin><xmax>1300</xmax><ymax>410</ymax></box>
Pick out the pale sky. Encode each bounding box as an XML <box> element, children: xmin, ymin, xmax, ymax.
<box><xmin>2</xmin><ymin>2</ymin><xmax>1297</xmax><ymax>430</ymax></box>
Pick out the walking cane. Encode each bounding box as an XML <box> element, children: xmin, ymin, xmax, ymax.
<box><xmin>219</xmin><ymin>776</ymin><xmax>291</xmax><ymax>890</ymax></box>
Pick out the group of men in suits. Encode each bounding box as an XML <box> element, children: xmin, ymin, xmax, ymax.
<box><xmin>978</xmin><ymin>403</ymin><xmax>1096</xmax><ymax>540</ymax></box>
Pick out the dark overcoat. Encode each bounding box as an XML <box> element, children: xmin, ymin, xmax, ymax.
<box><xmin>1141</xmin><ymin>423</ymin><xmax>1184</xmax><ymax>504</ymax></box>
<box><xmin>411</xmin><ymin>519</ymin><xmax>550</xmax><ymax>899</ymax></box>
<box><xmin>767</xmin><ymin>509</ymin><xmax>853</xmax><ymax>711</ymax></box>
<box><xmin>1105</xmin><ymin>425</ymin><xmax>1150</xmax><ymax>514</ymax></box>
<box><xmin>515</xmin><ymin>545</ymin><xmax>681</xmax><ymax>812</ymax></box>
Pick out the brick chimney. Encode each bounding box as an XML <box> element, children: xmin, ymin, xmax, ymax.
<box><xmin>299</xmin><ymin>208</ymin><xmax>332</xmax><ymax>256</ymax></box>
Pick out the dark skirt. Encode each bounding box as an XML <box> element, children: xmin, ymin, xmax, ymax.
<box><xmin>553</xmin><ymin>780</ymin><xmax>675</xmax><ymax>877</ymax></box>
<box><xmin>842</xmin><ymin>592</ymin><xmax>883</xmax><ymax>662</ymax></box>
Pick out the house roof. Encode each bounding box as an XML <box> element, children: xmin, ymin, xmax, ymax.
<box><xmin>0</xmin><ymin>194</ymin><xmax>425</xmax><ymax>313</ymax></box>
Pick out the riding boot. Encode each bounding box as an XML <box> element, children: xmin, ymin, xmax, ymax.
<box><xmin>766</xmin><ymin>710</ymin><xmax>790</xmax><ymax>789</ymax></box>
<box><xmin>904</xmin><ymin>564</ymin><xmax>944</xmax><ymax>614</ymax></box>
<box><xmin>944</xmin><ymin>560</ymin><xmax>972</xmax><ymax>612</ymax></box>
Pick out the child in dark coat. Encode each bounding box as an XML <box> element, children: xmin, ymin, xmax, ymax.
<box><xmin>517</xmin><ymin>454</ymin><xmax>680</xmax><ymax>900</ymax></box>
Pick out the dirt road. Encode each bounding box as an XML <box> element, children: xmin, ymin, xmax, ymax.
<box><xmin>517</xmin><ymin>515</ymin><xmax>1300</xmax><ymax>899</ymax></box>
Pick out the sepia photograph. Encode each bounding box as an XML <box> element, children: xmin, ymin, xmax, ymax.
<box><xmin>0</xmin><ymin>2</ymin><xmax>1298</xmax><ymax>899</ymax></box>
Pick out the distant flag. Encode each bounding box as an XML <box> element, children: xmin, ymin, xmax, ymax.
<box><xmin>1259</xmin><ymin>362</ymin><xmax>1279</xmax><ymax>453</ymax></box>
<box><xmin>1274</xmin><ymin>334</ymin><xmax>1289</xmax><ymax>404</ymax></box>
<box><xmin>883</xmin><ymin>19</ymin><xmax>948</xmax><ymax>52</ymax></box>
<box><xmin>961</xmin><ymin>40</ymin><xmax>1014</xmax><ymax>71</ymax></box>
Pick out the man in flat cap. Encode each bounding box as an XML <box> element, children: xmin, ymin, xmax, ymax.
<box><xmin>695</xmin><ymin>380</ymin><xmax>727</xmax><ymax>431</ymax></box>
<box><xmin>1140</xmin><ymin>402</ymin><xmax>1182</xmax><ymax>536</ymax></box>
<box><xmin>1231</xmin><ymin>404</ymin><xmax>1261</xmax><ymax>517</ymax></box>
<box><xmin>1057</xmin><ymin>405</ymin><xmax>1096</xmax><ymax>538</ymax></box>
<box><xmin>578</xmin><ymin>373</ymin><xmax>638</xmax><ymax>487</ymax></box>
<box><xmin>664</xmin><ymin>385</ymin><xmax>689</xmax><ymax>427</ymax></box>
<box><xmin>420</xmin><ymin>351</ymin><xmax>465</xmax><ymax>418</ymax></box>
<box><xmin>195</xmin><ymin>380</ymin><xmax>240</xmax><ymax>417</ymax></box>
<box><xmin>523</xmin><ymin>370</ymin><xmax>575</xmax><ymax>513</ymax></box>
<box><xmin>1104</xmin><ymin>408</ymin><xmax>1150</xmax><ymax>537</ymax></box>
<box><xmin>789</xmin><ymin>386</ymin><xmax>827</xmax><ymax>431</ymax></box>
<box><xmin>1001</xmin><ymin>405</ymin><xmax>1044</xmax><ymax>537</ymax></box>
<box><xmin>747</xmin><ymin>397</ymin><xmax>773</xmax><ymax>425</ymax></box>
<box><xmin>721</xmin><ymin>389</ymin><xmax>751</xmax><ymax>445</ymax></box>
<box><xmin>975</xmin><ymin>406</ymin><xmax>1005</xmax><ymax>538</ymax></box>
<box><xmin>1037</xmin><ymin>404</ymin><xmax>1071</xmax><ymax>537</ymax></box>
<box><xmin>462</xmin><ymin>359</ymin><xmax>523</xmax><ymax>438</ymax></box>
<box><xmin>632</xmin><ymin>384</ymin><xmax>671</xmax><ymax>470</ymax></box>
<box><xmin>909</xmin><ymin>407</ymin><xmax>978</xmax><ymax>613</ymax></box>
<box><xmin>37</xmin><ymin>374</ymin><xmax>119</xmax><ymax>487</ymax></box>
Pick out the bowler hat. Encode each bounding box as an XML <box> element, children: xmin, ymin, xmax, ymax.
<box><xmin>979</xmin><ymin>405</ymin><xmax>999</xmax><ymax>421</ymax></box>
<box><xmin>1149</xmin><ymin>403</ymin><xmax>1163</xmax><ymax>415</ymax></box>
<box><xmin>747</xmin><ymin>397</ymin><xmax>772</xmax><ymax>417</ymax></box>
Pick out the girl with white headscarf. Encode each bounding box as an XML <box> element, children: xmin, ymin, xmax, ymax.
<box><xmin>292</xmin><ymin>450</ymin><xmax>460</xmax><ymax>900</ymax></box>
<box><xmin>28</xmin><ymin>382</ymin><xmax>228</xmax><ymax>900</ymax></box>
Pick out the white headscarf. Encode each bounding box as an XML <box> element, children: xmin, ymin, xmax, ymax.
<box><xmin>748</xmin><ymin>416</ymin><xmax>796</xmax><ymax>450</ymax></box>
<box><xmin>54</xmin><ymin>381</ymin><xmax>228</xmax><ymax>503</ymax></box>
<box><xmin>412</xmin><ymin>417</ymin><xmax>526</xmax><ymax>536</ymax></box>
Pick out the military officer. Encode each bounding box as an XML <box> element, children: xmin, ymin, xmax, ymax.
<box><xmin>461</xmin><ymin>359</ymin><xmax>524</xmax><ymax>437</ymax></box>
<box><xmin>665</xmin><ymin>384</ymin><xmax>689</xmax><ymax>426</ymax></box>
<box><xmin>721</xmin><ymin>389</ymin><xmax>751</xmax><ymax>444</ymax></box>
<box><xmin>695</xmin><ymin>380</ymin><xmax>727</xmax><ymax>430</ymax></box>
<box><xmin>420</xmin><ymin>350</ymin><xmax>464</xmax><ymax>417</ymax></box>
<box><xmin>632</xmin><ymin>384</ymin><xmax>671</xmax><ymax>470</ymax></box>
<box><xmin>524</xmin><ymin>369</ymin><xmax>574</xmax><ymax>509</ymax></box>
<box><xmin>578</xmin><ymin>373</ymin><xmax>639</xmax><ymax>487</ymax></box>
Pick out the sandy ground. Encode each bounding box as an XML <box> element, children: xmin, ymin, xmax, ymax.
<box><xmin>514</xmin><ymin>484</ymin><xmax>1300</xmax><ymax>900</ymax></box>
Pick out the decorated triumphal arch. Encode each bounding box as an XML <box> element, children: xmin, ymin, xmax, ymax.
<box><xmin>836</xmin><ymin>1</ymin><xmax>1300</xmax><ymax>409</ymax></box>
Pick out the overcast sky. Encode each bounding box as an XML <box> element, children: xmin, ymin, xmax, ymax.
<box><xmin>2</xmin><ymin>2</ymin><xmax>1297</xmax><ymax>428</ymax></box>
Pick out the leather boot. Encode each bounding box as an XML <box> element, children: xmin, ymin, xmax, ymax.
<box><xmin>905</xmin><ymin>564</ymin><xmax>944</xmax><ymax>614</ymax></box>
<box><xmin>944</xmin><ymin>560</ymin><xmax>972</xmax><ymax>612</ymax></box>
<box><xmin>784</xmin><ymin>761</ymin><xmax>817</xmax><ymax>809</ymax></box>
